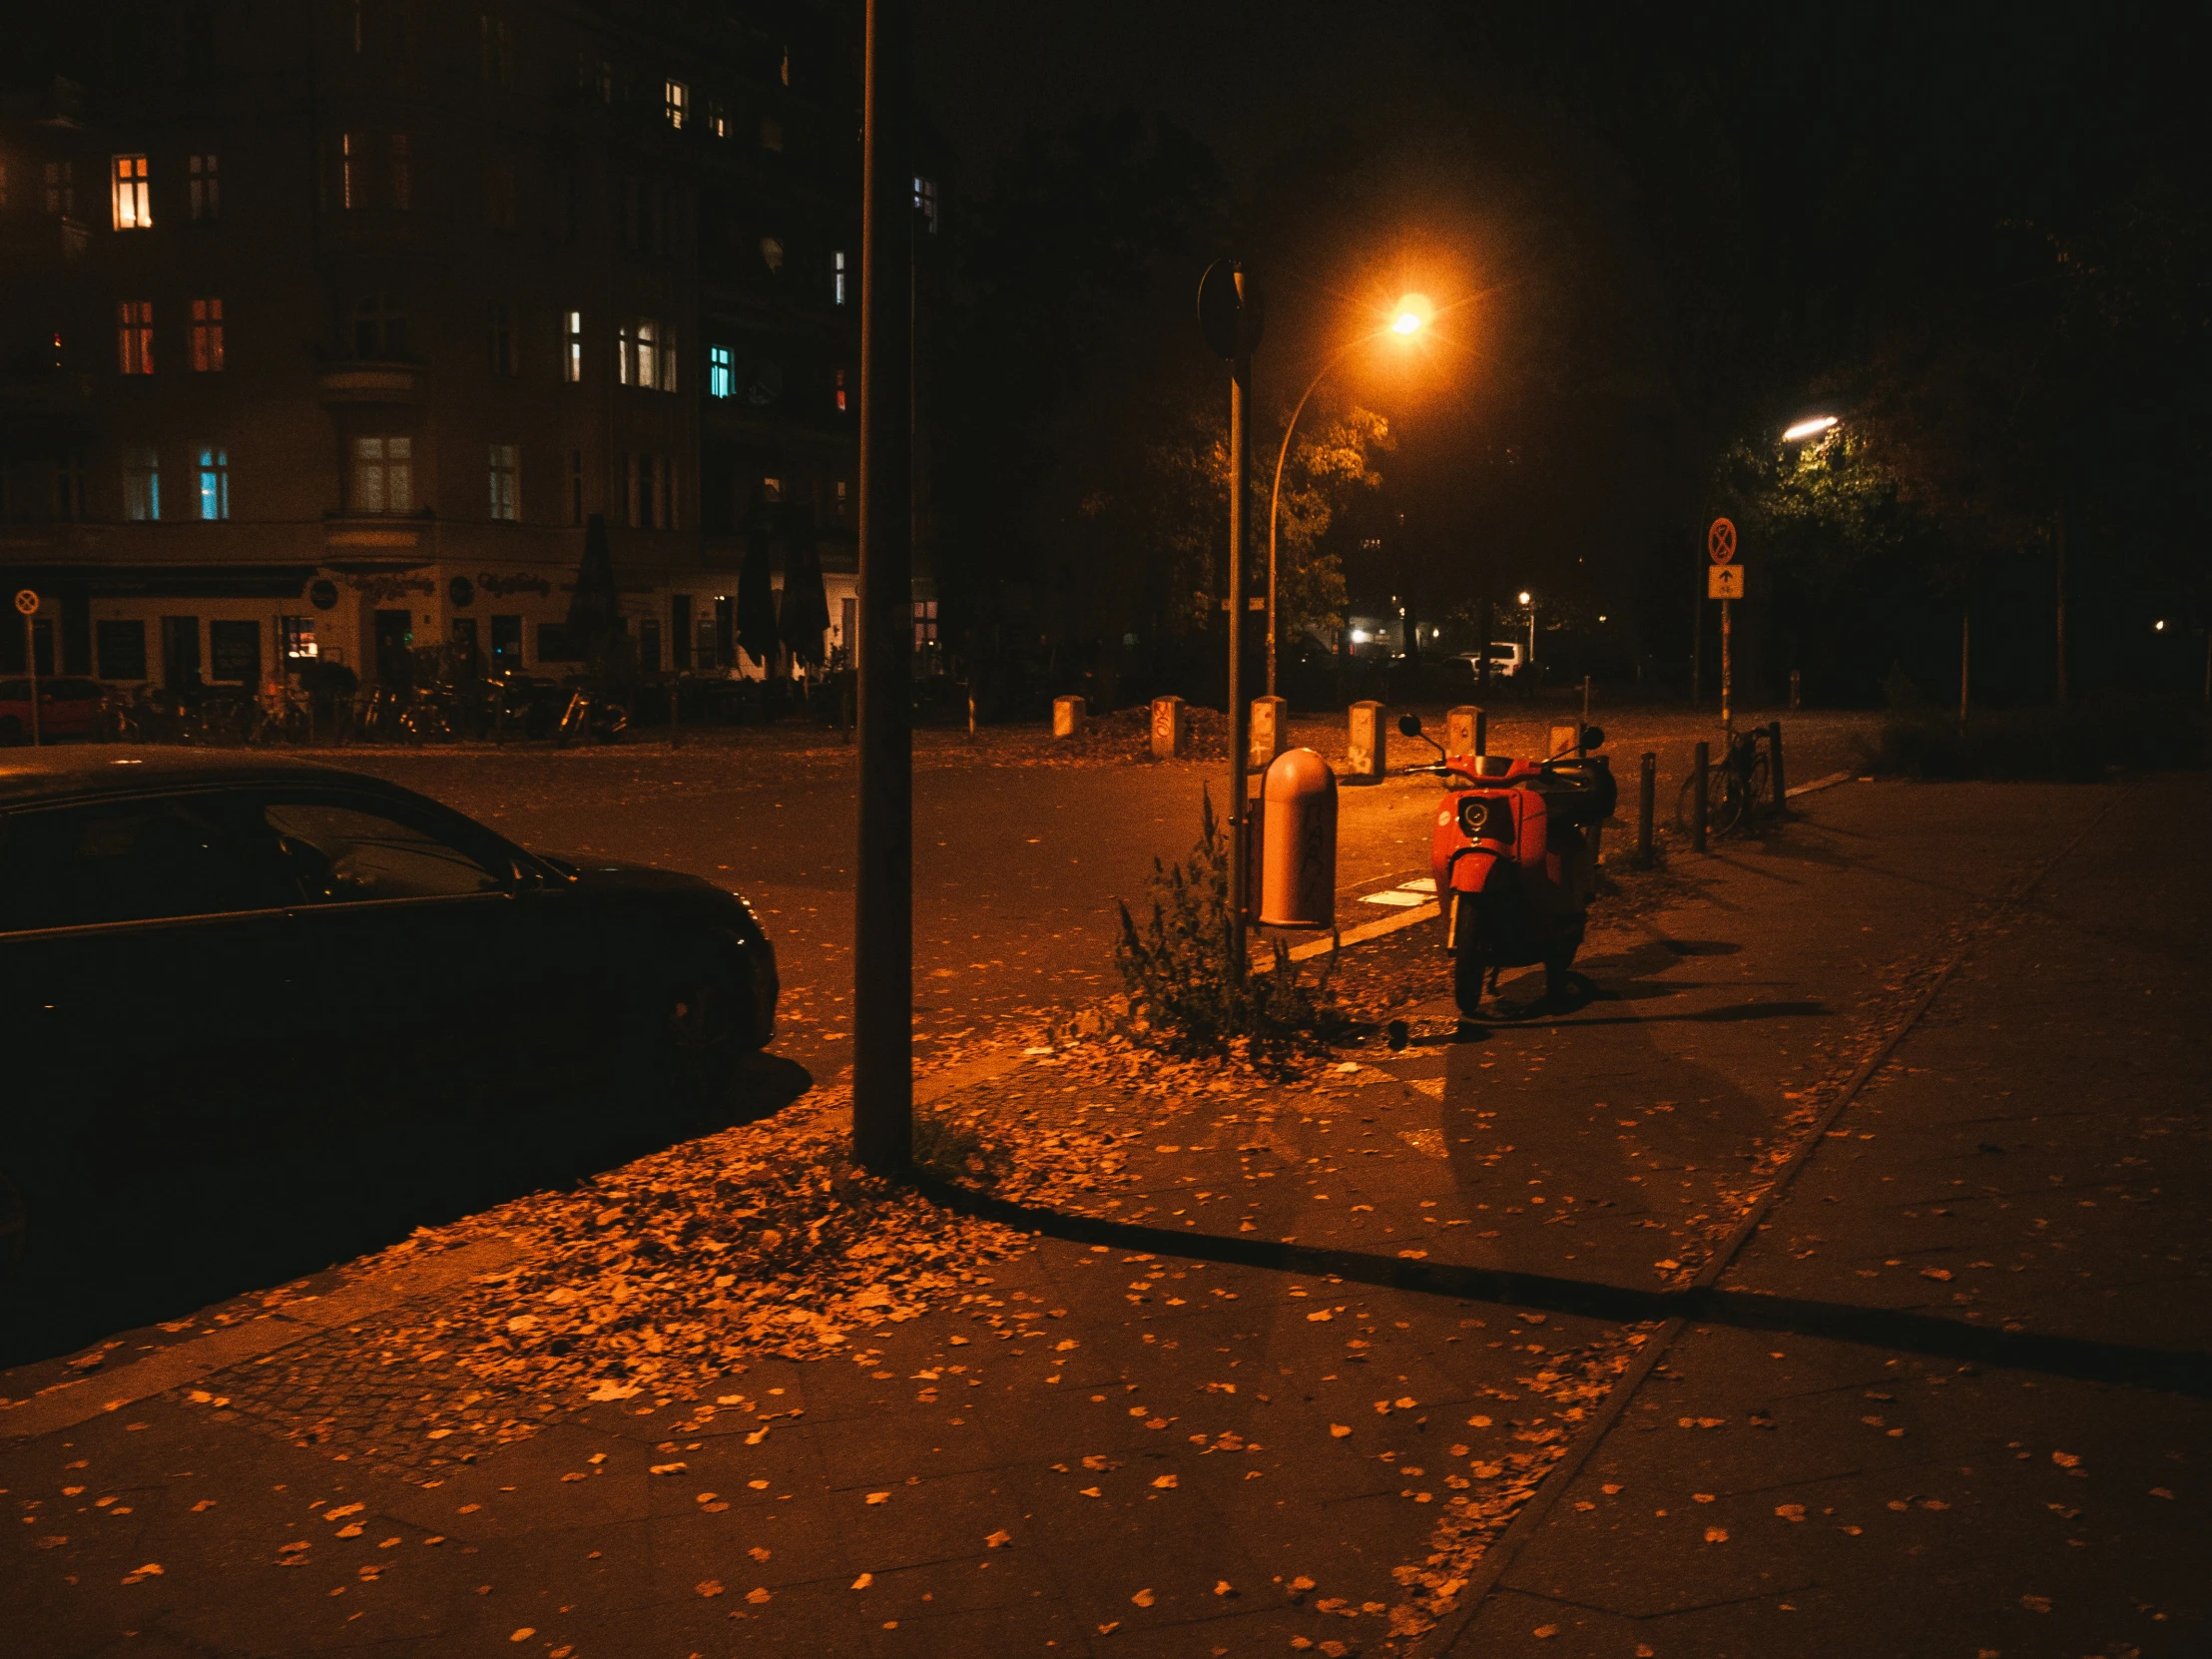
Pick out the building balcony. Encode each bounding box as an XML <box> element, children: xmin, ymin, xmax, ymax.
<box><xmin>314</xmin><ymin>361</ymin><xmax>426</xmax><ymax>406</ymax></box>
<box><xmin>322</xmin><ymin>511</ymin><xmax>432</xmax><ymax>552</ymax></box>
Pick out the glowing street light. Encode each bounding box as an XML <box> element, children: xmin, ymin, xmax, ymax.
<box><xmin>1267</xmin><ymin>293</ymin><xmax>1434</xmax><ymax>694</ymax></box>
<box><xmin>1517</xmin><ymin>591</ymin><xmax>1536</xmax><ymax>667</ymax></box>
<box><xmin>1783</xmin><ymin>414</ymin><xmax>1840</xmax><ymax>443</ymax></box>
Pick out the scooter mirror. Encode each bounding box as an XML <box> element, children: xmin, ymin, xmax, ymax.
<box><xmin>1396</xmin><ymin>714</ymin><xmax>1423</xmax><ymax>738</ymax></box>
<box><xmin>1582</xmin><ymin>725</ymin><xmax>1605</xmax><ymax>749</ymax></box>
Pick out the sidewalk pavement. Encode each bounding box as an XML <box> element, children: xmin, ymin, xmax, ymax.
<box><xmin>7</xmin><ymin>773</ymin><xmax>2207</xmax><ymax>1658</ymax></box>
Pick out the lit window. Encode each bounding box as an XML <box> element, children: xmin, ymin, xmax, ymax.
<box><xmin>914</xmin><ymin>176</ymin><xmax>938</xmax><ymax>234</ymax></box>
<box><xmin>636</xmin><ymin>317</ymin><xmax>658</xmax><ymax>388</ymax></box>
<box><xmin>665</xmin><ymin>80</ymin><xmax>689</xmax><ymax>129</ymax></box>
<box><xmin>761</xmin><ymin>236</ymin><xmax>784</xmax><ymax>273</ymax></box>
<box><xmin>390</xmin><ymin>133</ymin><xmax>411</xmax><ymax>210</ymax></box>
<box><xmin>563</xmin><ymin>309</ymin><xmax>583</xmax><ymax>382</ymax></box>
<box><xmin>191</xmin><ymin>298</ymin><xmax>225</xmax><ymax>371</ymax></box>
<box><xmin>489</xmin><ymin>443</ymin><xmax>519</xmax><ymax>521</ymax></box>
<box><xmin>112</xmin><ymin>155</ymin><xmax>151</xmax><ymax>229</ymax></box>
<box><xmin>123</xmin><ymin>447</ymin><xmax>160</xmax><ymax>521</ymax></box>
<box><xmin>281</xmin><ymin>617</ymin><xmax>318</xmax><ymax>662</ymax></box>
<box><xmin>761</xmin><ymin>116</ymin><xmax>783</xmax><ymax>153</ymax></box>
<box><xmin>832</xmin><ymin>250</ymin><xmax>846</xmax><ymax>305</ymax></box>
<box><xmin>116</xmin><ymin>301</ymin><xmax>155</xmax><ymax>374</ymax></box>
<box><xmin>834</xmin><ymin>479</ymin><xmax>848</xmax><ymax>518</ymax></box>
<box><xmin>763</xmin><ymin>476</ymin><xmax>781</xmax><ymax>503</ymax></box>
<box><xmin>198</xmin><ymin>446</ymin><xmax>230</xmax><ymax>520</ymax></box>
<box><xmin>710</xmin><ymin>345</ymin><xmax>734</xmax><ymax>398</ymax></box>
<box><xmin>708</xmin><ymin>99</ymin><xmax>727</xmax><ymax>138</ymax></box>
<box><xmin>341</xmin><ymin>132</ymin><xmax>362</xmax><ymax>209</ymax></box>
<box><xmin>913</xmin><ymin>599</ymin><xmax>939</xmax><ymax>647</ymax></box>
<box><xmin>834</xmin><ymin>367</ymin><xmax>846</xmax><ymax>412</ymax></box>
<box><xmin>352</xmin><ymin>435</ymin><xmax>412</xmax><ymax>514</ymax></box>
<box><xmin>188</xmin><ymin>154</ymin><xmax>220</xmax><ymax>221</ymax></box>
<box><xmin>44</xmin><ymin>160</ymin><xmax>73</xmax><ymax>218</ymax></box>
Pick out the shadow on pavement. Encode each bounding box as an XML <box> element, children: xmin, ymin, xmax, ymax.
<box><xmin>0</xmin><ymin>1053</ymin><xmax>814</xmax><ymax>1370</ymax></box>
<box><xmin>915</xmin><ymin>1175</ymin><xmax>2212</xmax><ymax>1400</ymax></box>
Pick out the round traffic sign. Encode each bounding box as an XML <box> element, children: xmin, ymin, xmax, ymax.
<box><xmin>1707</xmin><ymin>518</ymin><xmax>1737</xmax><ymax>564</ymax></box>
<box><xmin>1197</xmin><ymin>258</ymin><xmax>1265</xmax><ymax>360</ymax></box>
<box><xmin>13</xmin><ymin>589</ymin><xmax>36</xmax><ymax>616</ymax></box>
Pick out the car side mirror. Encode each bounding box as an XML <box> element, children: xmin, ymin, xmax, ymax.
<box><xmin>1396</xmin><ymin>713</ymin><xmax>1422</xmax><ymax>738</ymax></box>
<box><xmin>1582</xmin><ymin>725</ymin><xmax>1605</xmax><ymax>749</ymax></box>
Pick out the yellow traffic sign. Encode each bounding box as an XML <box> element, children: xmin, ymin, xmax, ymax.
<box><xmin>1708</xmin><ymin>565</ymin><xmax>1744</xmax><ymax>600</ymax></box>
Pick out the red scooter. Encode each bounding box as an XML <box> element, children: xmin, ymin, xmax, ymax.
<box><xmin>1396</xmin><ymin>714</ymin><xmax>1617</xmax><ymax>1017</ymax></box>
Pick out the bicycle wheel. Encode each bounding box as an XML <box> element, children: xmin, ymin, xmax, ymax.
<box><xmin>1708</xmin><ymin>765</ymin><xmax>1749</xmax><ymax>836</ymax></box>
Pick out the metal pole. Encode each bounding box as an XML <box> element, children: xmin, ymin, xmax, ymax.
<box><xmin>1268</xmin><ymin>341</ymin><xmax>1364</xmax><ymax>700</ymax></box>
<box><xmin>1958</xmin><ymin>603</ymin><xmax>1970</xmax><ymax>735</ymax></box>
<box><xmin>852</xmin><ymin>0</ymin><xmax>913</xmax><ymax>1175</ymax></box>
<box><xmin>1690</xmin><ymin>740</ymin><xmax>1709</xmax><ymax>854</ymax></box>
<box><xmin>1767</xmin><ymin>719</ymin><xmax>1787</xmax><ymax>816</ymax></box>
<box><xmin>1691</xmin><ymin>539</ymin><xmax>1703</xmax><ymax>709</ymax></box>
<box><xmin>1719</xmin><ymin>597</ymin><xmax>1732</xmax><ymax>738</ymax></box>
<box><xmin>1228</xmin><ymin>348</ymin><xmax>1252</xmax><ymax>973</ymax></box>
<box><xmin>24</xmin><ymin>613</ymin><xmax>41</xmax><ymax>748</ymax></box>
<box><xmin>1636</xmin><ymin>751</ymin><xmax>1655</xmax><ymax>866</ymax></box>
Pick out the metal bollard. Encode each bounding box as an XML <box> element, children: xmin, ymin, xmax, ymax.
<box><xmin>1690</xmin><ymin>741</ymin><xmax>1709</xmax><ymax>852</ymax></box>
<box><xmin>1637</xmin><ymin>751</ymin><xmax>1656</xmax><ymax>866</ymax></box>
<box><xmin>1789</xmin><ymin>669</ymin><xmax>1802</xmax><ymax>712</ymax></box>
<box><xmin>1346</xmin><ymin>701</ymin><xmax>1385</xmax><ymax>784</ymax></box>
<box><xmin>671</xmin><ymin>678</ymin><xmax>684</xmax><ymax>748</ymax></box>
<box><xmin>1768</xmin><ymin>720</ymin><xmax>1787</xmax><ymax>815</ymax></box>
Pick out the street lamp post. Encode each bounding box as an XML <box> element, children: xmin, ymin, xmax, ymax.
<box><xmin>1518</xmin><ymin>589</ymin><xmax>1535</xmax><ymax>671</ymax></box>
<box><xmin>1264</xmin><ymin>294</ymin><xmax>1429</xmax><ymax>697</ymax></box>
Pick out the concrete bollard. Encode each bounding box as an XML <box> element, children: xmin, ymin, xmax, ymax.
<box><xmin>1052</xmin><ymin>694</ymin><xmax>1087</xmax><ymax>740</ymax></box>
<box><xmin>1446</xmin><ymin>704</ymin><xmax>1486</xmax><ymax>758</ymax></box>
<box><xmin>1150</xmin><ymin>695</ymin><xmax>1188</xmax><ymax>760</ymax></box>
<box><xmin>1346</xmin><ymin>701</ymin><xmax>1385</xmax><ymax>785</ymax></box>
<box><xmin>1249</xmin><ymin>695</ymin><xmax>1287</xmax><ymax>773</ymax></box>
<box><xmin>1549</xmin><ymin>721</ymin><xmax>1583</xmax><ymax>759</ymax></box>
<box><xmin>1257</xmin><ymin>749</ymin><xmax>1339</xmax><ymax>927</ymax></box>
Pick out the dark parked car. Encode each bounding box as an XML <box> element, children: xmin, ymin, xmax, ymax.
<box><xmin>0</xmin><ymin>676</ymin><xmax>109</xmax><ymax>743</ymax></box>
<box><xmin>0</xmin><ymin>749</ymin><xmax>777</xmax><ymax>1351</ymax></box>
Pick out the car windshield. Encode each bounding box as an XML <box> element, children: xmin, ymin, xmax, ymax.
<box><xmin>264</xmin><ymin>798</ymin><xmax>506</xmax><ymax>901</ymax></box>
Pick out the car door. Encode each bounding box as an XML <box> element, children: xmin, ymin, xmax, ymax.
<box><xmin>0</xmin><ymin>788</ymin><xmax>305</xmax><ymax>1349</ymax></box>
<box><xmin>262</xmin><ymin>787</ymin><xmax>604</xmax><ymax>1219</ymax></box>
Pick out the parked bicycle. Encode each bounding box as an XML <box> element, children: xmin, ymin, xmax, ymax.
<box><xmin>1676</xmin><ymin>728</ymin><xmax>1772</xmax><ymax>839</ymax></box>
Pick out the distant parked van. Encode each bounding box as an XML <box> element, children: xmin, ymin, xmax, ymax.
<box><xmin>1441</xmin><ymin>643</ymin><xmax>1525</xmax><ymax>689</ymax></box>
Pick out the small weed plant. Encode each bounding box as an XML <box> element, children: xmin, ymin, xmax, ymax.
<box><xmin>1113</xmin><ymin>788</ymin><xmax>1338</xmax><ymax>1058</ymax></box>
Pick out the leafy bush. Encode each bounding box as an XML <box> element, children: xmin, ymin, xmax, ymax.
<box><xmin>1113</xmin><ymin>788</ymin><xmax>1338</xmax><ymax>1056</ymax></box>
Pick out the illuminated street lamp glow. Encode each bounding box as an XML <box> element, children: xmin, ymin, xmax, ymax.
<box><xmin>1517</xmin><ymin>590</ymin><xmax>1531</xmax><ymax>606</ymax></box>
<box><xmin>1783</xmin><ymin>414</ymin><xmax>1840</xmax><ymax>442</ymax></box>
<box><xmin>1350</xmin><ymin>628</ymin><xmax>1370</xmax><ymax>644</ymax></box>
<box><xmin>2155</xmin><ymin>619</ymin><xmax>2167</xmax><ymax>632</ymax></box>
<box><xmin>1391</xmin><ymin>292</ymin><xmax>1434</xmax><ymax>335</ymax></box>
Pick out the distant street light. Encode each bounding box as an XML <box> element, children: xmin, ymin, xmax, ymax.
<box><xmin>1517</xmin><ymin>590</ymin><xmax>1536</xmax><ymax>667</ymax></box>
<box><xmin>1783</xmin><ymin>414</ymin><xmax>1840</xmax><ymax>443</ymax></box>
<box><xmin>1266</xmin><ymin>292</ymin><xmax>1432</xmax><ymax>695</ymax></box>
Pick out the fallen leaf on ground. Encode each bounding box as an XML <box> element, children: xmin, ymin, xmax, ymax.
<box><xmin>696</xmin><ymin>1581</ymin><xmax>724</xmax><ymax>1598</ymax></box>
<box><xmin>1132</xmin><ymin>1588</ymin><xmax>1155</xmax><ymax>1607</ymax></box>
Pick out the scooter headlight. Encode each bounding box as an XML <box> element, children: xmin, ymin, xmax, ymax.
<box><xmin>1458</xmin><ymin>796</ymin><xmax>1508</xmax><ymax>841</ymax></box>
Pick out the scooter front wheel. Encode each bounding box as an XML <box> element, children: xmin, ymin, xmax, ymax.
<box><xmin>1451</xmin><ymin>894</ymin><xmax>1489</xmax><ymax>1019</ymax></box>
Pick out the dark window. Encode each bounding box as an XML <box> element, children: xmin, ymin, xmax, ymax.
<box><xmin>537</xmin><ymin>621</ymin><xmax>580</xmax><ymax>662</ymax></box>
<box><xmin>490</xmin><ymin>614</ymin><xmax>523</xmax><ymax>667</ymax></box>
<box><xmin>210</xmin><ymin>619</ymin><xmax>260</xmax><ymax>683</ymax></box>
<box><xmin>98</xmin><ymin>620</ymin><xmax>148</xmax><ymax>679</ymax></box>
<box><xmin>639</xmin><ymin>617</ymin><xmax>662</xmax><ymax>674</ymax></box>
<box><xmin>264</xmin><ymin>799</ymin><xmax>503</xmax><ymax>902</ymax></box>
<box><xmin>0</xmin><ymin>795</ymin><xmax>297</xmax><ymax>931</ymax></box>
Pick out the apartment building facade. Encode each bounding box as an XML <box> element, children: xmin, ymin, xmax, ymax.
<box><xmin>0</xmin><ymin>0</ymin><xmax>877</xmax><ymax>693</ymax></box>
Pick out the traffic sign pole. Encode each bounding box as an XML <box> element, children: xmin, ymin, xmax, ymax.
<box><xmin>1705</xmin><ymin>521</ymin><xmax>1737</xmax><ymax>739</ymax></box>
<box><xmin>13</xmin><ymin>589</ymin><xmax>39</xmax><ymax>748</ymax></box>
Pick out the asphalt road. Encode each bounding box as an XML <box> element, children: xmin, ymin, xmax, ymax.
<box><xmin>328</xmin><ymin>710</ymin><xmax>1880</xmax><ymax>1082</ymax></box>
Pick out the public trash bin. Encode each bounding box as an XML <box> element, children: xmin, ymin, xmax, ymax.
<box><xmin>1258</xmin><ymin>747</ymin><xmax>1339</xmax><ymax>928</ymax></box>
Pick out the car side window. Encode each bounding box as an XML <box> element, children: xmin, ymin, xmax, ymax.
<box><xmin>264</xmin><ymin>799</ymin><xmax>505</xmax><ymax>903</ymax></box>
<box><xmin>0</xmin><ymin>794</ymin><xmax>299</xmax><ymax>932</ymax></box>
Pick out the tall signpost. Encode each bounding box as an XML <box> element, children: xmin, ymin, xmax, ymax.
<box><xmin>852</xmin><ymin>0</ymin><xmax>913</xmax><ymax>1174</ymax></box>
<box><xmin>1198</xmin><ymin>260</ymin><xmax>1264</xmax><ymax>976</ymax></box>
<box><xmin>14</xmin><ymin>590</ymin><xmax>39</xmax><ymax>747</ymax></box>
<box><xmin>1706</xmin><ymin>517</ymin><xmax>1742</xmax><ymax>737</ymax></box>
